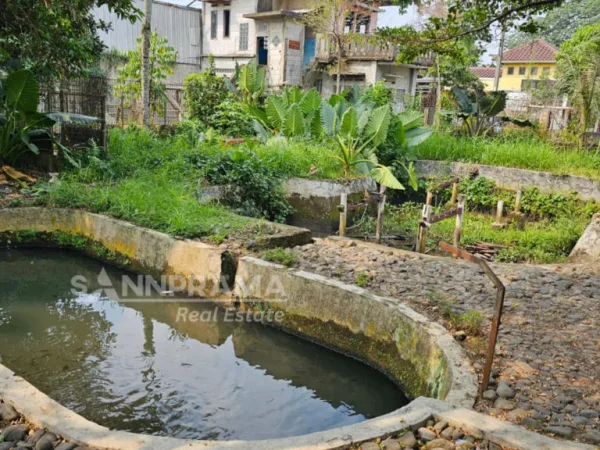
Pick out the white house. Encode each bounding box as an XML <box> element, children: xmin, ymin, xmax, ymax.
<box><xmin>201</xmin><ymin>0</ymin><xmax>429</xmax><ymax>99</ymax></box>
<box><xmin>95</xmin><ymin>0</ymin><xmax>429</xmax><ymax>100</ymax></box>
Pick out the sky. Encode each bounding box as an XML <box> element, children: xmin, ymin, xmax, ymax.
<box><xmin>162</xmin><ymin>1</ymin><xmax>500</xmax><ymax>65</ymax></box>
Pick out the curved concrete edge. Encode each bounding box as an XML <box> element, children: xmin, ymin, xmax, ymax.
<box><xmin>0</xmin><ymin>363</ymin><xmax>450</xmax><ymax>450</ymax></box>
<box><xmin>233</xmin><ymin>257</ymin><xmax>479</xmax><ymax>409</ymax></box>
<box><xmin>415</xmin><ymin>160</ymin><xmax>600</xmax><ymax>202</ymax></box>
<box><xmin>436</xmin><ymin>409</ymin><xmax>597</xmax><ymax>450</ymax></box>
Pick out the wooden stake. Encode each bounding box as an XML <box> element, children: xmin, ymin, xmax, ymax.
<box><xmin>339</xmin><ymin>193</ymin><xmax>347</xmax><ymax>237</ymax></box>
<box><xmin>375</xmin><ymin>193</ymin><xmax>386</xmax><ymax>245</ymax></box>
<box><xmin>417</xmin><ymin>204</ymin><xmax>432</xmax><ymax>253</ymax></box>
<box><xmin>426</xmin><ymin>191</ymin><xmax>433</xmax><ymax>206</ymax></box>
<box><xmin>496</xmin><ymin>200</ymin><xmax>504</xmax><ymax>223</ymax></box>
<box><xmin>453</xmin><ymin>194</ymin><xmax>465</xmax><ymax>251</ymax></box>
<box><xmin>450</xmin><ymin>182</ymin><xmax>459</xmax><ymax>204</ymax></box>
<box><xmin>514</xmin><ymin>190</ymin><xmax>522</xmax><ymax>214</ymax></box>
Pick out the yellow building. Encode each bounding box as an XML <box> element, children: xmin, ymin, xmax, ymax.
<box><xmin>470</xmin><ymin>66</ymin><xmax>496</xmax><ymax>91</ymax></box>
<box><xmin>498</xmin><ymin>39</ymin><xmax>558</xmax><ymax>92</ymax></box>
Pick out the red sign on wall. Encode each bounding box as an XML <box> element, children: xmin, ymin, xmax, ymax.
<box><xmin>288</xmin><ymin>40</ymin><xmax>301</xmax><ymax>50</ymax></box>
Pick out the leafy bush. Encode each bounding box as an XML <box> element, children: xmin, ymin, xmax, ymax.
<box><xmin>210</xmin><ymin>100</ymin><xmax>255</xmax><ymax>137</ymax></box>
<box><xmin>361</xmin><ymin>81</ymin><xmax>394</xmax><ymax>108</ymax></box>
<box><xmin>184</xmin><ymin>56</ymin><xmax>229</xmax><ymax>122</ymax></box>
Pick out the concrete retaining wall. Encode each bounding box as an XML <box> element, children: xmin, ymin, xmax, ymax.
<box><xmin>234</xmin><ymin>257</ymin><xmax>478</xmax><ymax>408</ymax></box>
<box><xmin>283</xmin><ymin>177</ymin><xmax>377</xmax><ymax>233</ymax></box>
<box><xmin>415</xmin><ymin>160</ymin><xmax>600</xmax><ymax>201</ymax></box>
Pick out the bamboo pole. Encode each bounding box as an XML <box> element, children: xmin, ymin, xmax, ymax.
<box><xmin>496</xmin><ymin>200</ymin><xmax>504</xmax><ymax>222</ymax></box>
<box><xmin>450</xmin><ymin>182</ymin><xmax>459</xmax><ymax>204</ymax></box>
<box><xmin>453</xmin><ymin>195</ymin><xmax>465</xmax><ymax>251</ymax></box>
<box><xmin>375</xmin><ymin>188</ymin><xmax>387</xmax><ymax>245</ymax></box>
<box><xmin>339</xmin><ymin>193</ymin><xmax>347</xmax><ymax>237</ymax></box>
<box><xmin>417</xmin><ymin>204</ymin><xmax>432</xmax><ymax>253</ymax></box>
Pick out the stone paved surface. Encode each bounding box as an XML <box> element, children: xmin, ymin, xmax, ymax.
<box><xmin>0</xmin><ymin>400</ymin><xmax>88</xmax><ymax>450</ymax></box>
<box><xmin>355</xmin><ymin>415</ymin><xmax>507</xmax><ymax>450</ymax></box>
<box><xmin>290</xmin><ymin>238</ymin><xmax>600</xmax><ymax>445</ymax></box>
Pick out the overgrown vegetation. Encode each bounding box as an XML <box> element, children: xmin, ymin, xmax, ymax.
<box><xmin>415</xmin><ymin>132</ymin><xmax>600</xmax><ymax>180</ymax></box>
<box><xmin>359</xmin><ymin>176</ymin><xmax>597</xmax><ymax>263</ymax></box>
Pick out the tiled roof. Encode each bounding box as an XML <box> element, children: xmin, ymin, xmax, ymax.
<box><xmin>470</xmin><ymin>66</ymin><xmax>497</xmax><ymax>79</ymax></box>
<box><xmin>502</xmin><ymin>39</ymin><xmax>558</xmax><ymax>63</ymax></box>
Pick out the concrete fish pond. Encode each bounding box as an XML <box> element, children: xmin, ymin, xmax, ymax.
<box><xmin>0</xmin><ymin>248</ymin><xmax>409</xmax><ymax>440</ymax></box>
<box><xmin>0</xmin><ymin>208</ymin><xmax>480</xmax><ymax>449</ymax></box>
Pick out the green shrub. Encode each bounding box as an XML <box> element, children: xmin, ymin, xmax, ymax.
<box><xmin>355</xmin><ymin>271</ymin><xmax>370</xmax><ymax>287</ymax></box>
<box><xmin>183</xmin><ymin>56</ymin><xmax>229</xmax><ymax>123</ymax></box>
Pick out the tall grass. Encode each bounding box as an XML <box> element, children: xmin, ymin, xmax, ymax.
<box><xmin>415</xmin><ymin>132</ymin><xmax>600</xmax><ymax>180</ymax></box>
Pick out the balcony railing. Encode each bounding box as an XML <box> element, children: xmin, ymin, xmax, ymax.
<box><xmin>316</xmin><ymin>35</ymin><xmax>395</xmax><ymax>61</ymax></box>
<box><xmin>315</xmin><ymin>35</ymin><xmax>435</xmax><ymax>66</ymax></box>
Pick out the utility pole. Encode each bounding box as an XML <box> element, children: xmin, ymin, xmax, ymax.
<box><xmin>141</xmin><ymin>0</ymin><xmax>152</xmax><ymax>127</ymax></box>
<box><xmin>494</xmin><ymin>26</ymin><xmax>505</xmax><ymax>92</ymax></box>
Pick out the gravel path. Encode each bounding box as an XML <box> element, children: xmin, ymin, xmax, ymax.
<box><xmin>291</xmin><ymin>238</ymin><xmax>600</xmax><ymax>445</ymax></box>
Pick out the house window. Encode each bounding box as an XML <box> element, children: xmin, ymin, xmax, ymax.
<box><xmin>211</xmin><ymin>10</ymin><xmax>217</xmax><ymax>39</ymax></box>
<box><xmin>518</xmin><ymin>66</ymin><xmax>526</xmax><ymax>75</ymax></box>
<box><xmin>239</xmin><ymin>23</ymin><xmax>249</xmax><ymax>51</ymax></box>
<box><xmin>530</xmin><ymin>67</ymin><xmax>538</xmax><ymax>76</ymax></box>
<box><xmin>223</xmin><ymin>10</ymin><xmax>231</xmax><ymax>38</ymax></box>
<box><xmin>507</xmin><ymin>67</ymin><xmax>514</xmax><ymax>75</ymax></box>
<box><xmin>543</xmin><ymin>66</ymin><xmax>551</xmax><ymax>75</ymax></box>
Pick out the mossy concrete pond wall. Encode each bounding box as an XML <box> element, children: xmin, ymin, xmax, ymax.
<box><xmin>0</xmin><ymin>207</ymin><xmax>480</xmax><ymax>449</ymax></box>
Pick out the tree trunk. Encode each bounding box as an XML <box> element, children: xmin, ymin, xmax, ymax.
<box><xmin>141</xmin><ymin>0</ymin><xmax>152</xmax><ymax>127</ymax></box>
<box><xmin>493</xmin><ymin>28</ymin><xmax>505</xmax><ymax>92</ymax></box>
<box><xmin>335</xmin><ymin>35</ymin><xmax>343</xmax><ymax>95</ymax></box>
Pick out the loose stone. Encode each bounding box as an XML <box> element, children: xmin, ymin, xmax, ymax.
<box><xmin>496</xmin><ymin>383</ymin><xmax>515</xmax><ymax>399</ymax></box>
<box><xmin>0</xmin><ymin>403</ymin><xmax>18</xmax><ymax>421</ymax></box>
<box><xmin>360</xmin><ymin>442</ymin><xmax>380</xmax><ymax>450</ymax></box>
<box><xmin>494</xmin><ymin>399</ymin><xmax>515</xmax><ymax>410</ymax></box>
<box><xmin>26</xmin><ymin>430</ymin><xmax>46</xmax><ymax>445</ymax></box>
<box><xmin>381</xmin><ymin>438</ymin><xmax>401</xmax><ymax>450</ymax></box>
<box><xmin>433</xmin><ymin>420</ymin><xmax>448</xmax><ymax>433</ymax></box>
<box><xmin>423</xmin><ymin>438</ymin><xmax>454</xmax><ymax>450</ymax></box>
<box><xmin>397</xmin><ymin>431</ymin><xmax>417</xmax><ymax>448</ymax></box>
<box><xmin>482</xmin><ymin>390</ymin><xmax>497</xmax><ymax>401</ymax></box>
<box><xmin>418</xmin><ymin>427</ymin><xmax>437</xmax><ymax>442</ymax></box>
<box><xmin>54</xmin><ymin>444</ymin><xmax>78</xmax><ymax>450</ymax></box>
<box><xmin>544</xmin><ymin>426</ymin><xmax>573</xmax><ymax>438</ymax></box>
<box><xmin>2</xmin><ymin>425</ymin><xmax>29</xmax><ymax>442</ymax></box>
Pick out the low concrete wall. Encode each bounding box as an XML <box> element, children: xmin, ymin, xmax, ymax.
<box><xmin>234</xmin><ymin>257</ymin><xmax>478</xmax><ymax>408</ymax></box>
<box><xmin>415</xmin><ymin>160</ymin><xmax>600</xmax><ymax>201</ymax></box>
<box><xmin>0</xmin><ymin>208</ymin><xmax>230</xmax><ymax>296</ymax></box>
<box><xmin>283</xmin><ymin>177</ymin><xmax>377</xmax><ymax>233</ymax></box>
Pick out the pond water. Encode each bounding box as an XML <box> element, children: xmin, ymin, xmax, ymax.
<box><xmin>0</xmin><ymin>249</ymin><xmax>408</xmax><ymax>441</ymax></box>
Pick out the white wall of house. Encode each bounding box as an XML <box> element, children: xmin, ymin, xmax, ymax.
<box><xmin>202</xmin><ymin>0</ymin><xmax>258</xmax><ymax>74</ymax></box>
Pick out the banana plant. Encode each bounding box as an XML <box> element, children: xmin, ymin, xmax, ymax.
<box><xmin>324</xmin><ymin>103</ymin><xmax>406</xmax><ymax>189</ymax></box>
<box><xmin>226</xmin><ymin>61</ymin><xmax>266</xmax><ymax>105</ymax></box>
<box><xmin>248</xmin><ymin>86</ymin><xmax>323</xmax><ymax>139</ymax></box>
<box><xmin>451</xmin><ymin>87</ymin><xmax>533</xmax><ymax>136</ymax></box>
<box><xmin>0</xmin><ymin>69</ymin><xmax>86</xmax><ymax>166</ymax></box>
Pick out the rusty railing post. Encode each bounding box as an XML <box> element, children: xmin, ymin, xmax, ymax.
<box><xmin>438</xmin><ymin>241</ymin><xmax>506</xmax><ymax>392</ymax></box>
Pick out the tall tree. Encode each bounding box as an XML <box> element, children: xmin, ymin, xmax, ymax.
<box><xmin>556</xmin><ymin>23</ymin><xmax>600</xmax><ymax>138</ymax></box>
<box><xmin>506</xmin><ymin>0</ymin><xmax>600</xmax><ymax>49</ymax></box>
<box><xmin>0</xmin><ymin>0</ymin><xmax>141</xmax><ymax>80</ymax></box>
<box><xmin>141</xmin><ymin>0</ymin><xmax>153</xmax><ymax>126</ymax></box>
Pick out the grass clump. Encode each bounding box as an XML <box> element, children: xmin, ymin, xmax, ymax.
<box><xmin>263</xmin><ymin>248</ymin><xmax>297</xmax><ymax>267</ymax></box>
<box><xmin>415</xmin><ymin>132</ymin><xmax>600</xmax><ymax>181</ymax></box>
<box><xmin>355</xmin><ymin>271</ymin><xmax>370</xmax><ymax>287</ymax></box>
<box><xmin>440</xmin><ymin>300</ymin><xmax>485</xmax><ymax>336</ymax></box>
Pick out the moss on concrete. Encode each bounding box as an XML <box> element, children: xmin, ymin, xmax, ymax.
<box><xmin>0</xmin><ymin>230</ymin><xmax>132</xmax><ymax>268</ymax></box>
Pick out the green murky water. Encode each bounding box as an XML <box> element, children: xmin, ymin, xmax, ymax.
<box><xmin>0</xmin><ymin>248</ymin><xmax>408</xmax><ymax>440</ymax></box>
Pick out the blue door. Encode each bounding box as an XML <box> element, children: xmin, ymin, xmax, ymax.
<box><xmin>303</xmin><ymin>37</ymin><xmax>316</xmax><ymax>70</ymax></box>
